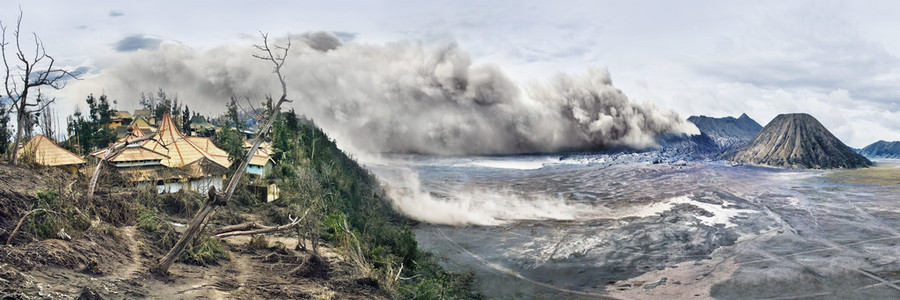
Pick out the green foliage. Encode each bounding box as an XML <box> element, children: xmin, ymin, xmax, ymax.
<box><xmin>136</xmin><ymin>208</ymin><xmax>177</xmax><ymax>250</ymax></box>
<box><xmin>182</xmin><ymin>106</ymin><xmax>192</xmax><ymax>135</ymax></box>
<box><xmin>63</xmin><ymin>94</ymin><xmax>117</xmax><ymax>155</ymax></box>
<box><xmin>247</xmin><ymin>235</ymin><xmax>269</xmax><ymax>250</ymax></box>
<box><xmin>179</xmin><ymin>235</ymin><xmax>229</xmax><ymax>266</ymax></box>
<box><xmin>137</xmin><ymin>208</ymin><xmax>162</xmax><ymax>233</ymax></box>
<box><xmin>158</xmin><ymin>190</ymin><xmax>202</xmax><ymax>218</ymax></box>
<box><xmin>216</xmin><ymin>126</ymin><xmax>246</xmax><ymax>168</ymax></box>
<box><xmin>23</xmin><ymin>188</ymin><xmax>91</xmax><ymax>241</ymax></box>
<box><xmin>270</xmin><ymin>113</ymin><xmax>479</xmax><ymax>298</ymax></box>
<box><xmin>226</xmin><ymin>96</ymin><xmax>242</xmax><ymax>130</ymax></box>
<box><xmin>398</xmin><ymin>258</ymin><xmax>480</xmax><ymax>300</ymax></box>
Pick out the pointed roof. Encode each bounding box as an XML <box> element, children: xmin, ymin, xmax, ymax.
<box><xmin>131</xmin><ymin>117</ymin><xmax>156</xmax><ymax>133</ymax></box>
<box><xmin>133</xmin><ymin>109</ymin><xmax>152</xmax><ymax>118</ymax></box>
<box><xmin>93</xmin><ymin>113</ymin><xmax>231</xmax><ymax>169</ymax></box>
<box><xmin>19</xmin><ymin>135</ymin><xmax>86</xmax><ymax>166</ymax></box>
<box><xmin>90</xmin><ymin>125</ymin><xmax>148</xmax><ymax>157</ymax></box>
<box><xmin>113</xmin><ymin>110</ymin><xmax>133</xmax><ymax>119</ymax></box>
<box><xmin>144</xmin><ymin>113</ymin><xmax>232</xmax><ymax>168</ymax></box>
<box><xmin>242</xmin><ymin>140</ymin><xmax>274</xmax><ymax>167</ymax></box>
<box><xmin>190</xmin><ymin>115</ymin><xmax>216</xmax><ymax>131</ymax></box>
<box><xmin>187</xmin><ymin>137</ymin><xmax>230</xmax><ymax>166</ymax></box>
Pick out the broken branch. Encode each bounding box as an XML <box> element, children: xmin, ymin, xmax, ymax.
<box><xmin>6</xmin><ymin>209</ymin><xmax>57</xmax><ymax>245</ymax></box>
<box><xmin>87</xmin><ymin>132</ymin><xmax>157</xmax><ymax>200</ymax></box>
<box><xmin>214</xmin><ymin>208</ymin><xmax>309</xmax><ymax>238</ymax></box>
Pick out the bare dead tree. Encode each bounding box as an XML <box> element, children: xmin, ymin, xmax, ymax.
<box><xmin>1</xmin><ymin>10</ymin><xmax>77</xmax><ymax>164</ymax></box>
<box><xmin>152</xmin><ymin>32</ymin><xmax>293</xmax><ymax>276</ymax></box>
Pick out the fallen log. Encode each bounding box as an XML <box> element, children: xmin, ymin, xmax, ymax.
<box><xmin>214</xmin><ymin>209</ymin><xmax>309</xmax><ymax>238</ymax></box>
<box><xmin>152</xmin><ymin>33</ymin><xmax>295</xmax><ymax>276</ymax></box>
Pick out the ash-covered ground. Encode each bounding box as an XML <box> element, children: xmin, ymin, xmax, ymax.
<box><xmin>369</xmin><ymin>154</ymin><xmax>900</xmax><ymax>299</ymax></box>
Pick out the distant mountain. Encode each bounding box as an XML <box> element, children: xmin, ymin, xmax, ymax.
<box><xmin>722</xmin><ymin>113</ymin><xmax>871</xmax><ymax>169</ymax></box>
<box><xmin>687</xmin><ymin>113</ymin><xmax>763</xmax><ymax>150</ymax></box>
<box><xmin>859</xmin><ymin>140</ymin><xmax>900</xmax><ymax>159</ymax></box>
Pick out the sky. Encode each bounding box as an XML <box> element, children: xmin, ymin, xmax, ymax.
<box><xmin>2</xmin><ymin>0</ymin><xmax>899</xmax><ymax>148</ymax></box>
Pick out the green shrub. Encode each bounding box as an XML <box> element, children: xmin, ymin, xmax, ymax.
<box><xmin>179</xmin><ymin>236</ymin><xmax>229</xmax><ymax>266</ymax></box>
<box><xmin>25</xmin><ymin>210</ymin><xmax>63</xmax><ymax>239</ymax></box>
<box><xmin>159</xmin><ymin>190</ymin><xmax>202</xmax><ymax>217</ymax></box>
<box><xmin>137</xmin><ymin>208</ymin><xmax>161</xmax><ymax>233</ymax></box>
<box><xmin>136</xmin><ymin>208</ymin><xmax>177</xmax><ymax>249</ymax></box>
<box><xmin>247</xmin><ymin>235</ymin><xmax>269</xmax><ymax>250</ymax></box>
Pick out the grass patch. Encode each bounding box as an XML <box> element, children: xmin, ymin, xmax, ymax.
<box><xmin>179</xmin><ymin>236</ymin><xmax>229</xmax><ymax>266</ymax></box>
<box><xmin>819</xmin><ymin>162</ymin><xmax>900</xmax><ymax>187</ymax></box>
<box><xmin>247</xmin><ymin>235</ymin><xmax>269</xmax><ymax>250</ymax></box>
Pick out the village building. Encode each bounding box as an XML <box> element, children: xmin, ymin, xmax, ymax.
<box><xmin>132</xmin><ymin>109</ymin><xmax>156</xmax><ymax>126</ymax></box>
<box><xmin>18</xmin><ymin>134</ymin><xmax>86</xmax><ymax>172</ymax></box>
<box><xmin>243</xmin><ymin>140</ymin><xmax>275</xmax><ymax>177</ymax></box>
<box><xmin>189</xmin><ymin>115</ymin><xmax>216</xmax><ymax>137</ymax></box>
<box><xmin>108</xmin><ymin>110</ymin><xmax>134</xmax><ymax>129</ymax></box>
<box><xmin>130</xmin><ymin>117</ymin><xmax>157</xmax><ymax>135</ymax></box>
<box><xmin>92</xmin><ymin>113</ymin><xmax>232</xmax><ymax>193</ymax></box>
<box><xmin>241</xmin><ymin>140</ymin><xmax>279</xmax><ymax>201</ymax></box>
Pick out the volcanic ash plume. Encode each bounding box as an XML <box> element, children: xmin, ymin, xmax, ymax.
<box><xmin>64</xmin><ymin>32</ymin><xmax>698</xmax><ymax>155</ymax></box>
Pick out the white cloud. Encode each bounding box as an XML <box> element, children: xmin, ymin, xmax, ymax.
<box><xmin>3</xmin><ymin>0</ymin><xmax>898</xmax><ymax>148</ymax></box>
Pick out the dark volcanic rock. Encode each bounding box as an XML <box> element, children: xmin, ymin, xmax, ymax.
<box><xmin>722</xmin><ymin>113</ymin><xmax>871</xmax><ymax>169</ymax></box>
<box><xmin>687</xmin><ymin>113</ymin><xmax>763</xmax><ymax>150</ymax></box>
<box><xmin>858</xmin><ymin>140</ymin><xmax>900</xmax><ymax>159</ymax></box>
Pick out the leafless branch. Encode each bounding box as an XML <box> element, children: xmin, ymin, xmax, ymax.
<box><xmin>213</xmin><ymin>208</ymin><xmax>310</xmax><ymax>238</ymax></box>
<box><xmin>6</xmin><ymin>208</ymin><xmax>58</xmax><ymax>245</ymax></box>
<box><xmin>2</xmin><ymin>9</ymin><xmax>78</xmax><ymax>164</ymax></box>
<box><xmin>153</xmin><ymin>31</ymin><xmax>297</xmax><ymax>276</ymax></box>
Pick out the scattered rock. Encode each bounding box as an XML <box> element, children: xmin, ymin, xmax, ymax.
<box><xmin>643</xmin><ymin>277</ymin><xmax>667</xmax><ymax>290</ymax></box>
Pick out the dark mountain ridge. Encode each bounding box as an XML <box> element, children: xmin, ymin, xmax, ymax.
<box><xmin>687</xmin><ymin>113</ymin><xmax>763</xmax><ymax>151</ymax></box>
<box><xmin>859</xmin><ymin>140</ymin><xmax>900</xmax><ymax>159</ymax></box>
<box><xmin>722</xmin><ymin>113</ymin><xmax>871</xmax><ymax>169</ymax></box>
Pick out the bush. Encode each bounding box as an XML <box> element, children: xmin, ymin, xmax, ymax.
<box><xmin>247</xmin><ymin>235</ymin><xmax>269</xmax><ymax>250</ymax></box>
<box><xmin>179</xmin><ymin>236</ymin><xmax>229</xmax><ymax>266</ymax></box>
<box><xmin>136</xmin><ymin>208</ymin><xmax>177</xmax><ymax>250</ymax></box>
<box><xmin>25</xmin><ymin>188</ymin><xmax>91</xmax><ymax>240</ymax></box>
<box><xmin>158</xmin><ymin>190</ymin><xmax>202</xmax><ymax>217</ymax></box>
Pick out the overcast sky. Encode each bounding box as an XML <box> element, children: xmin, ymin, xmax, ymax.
<box><xmin>2</xmin><ymin>0</ymin><xmax>898</xmax><ymax>147</ymax></box>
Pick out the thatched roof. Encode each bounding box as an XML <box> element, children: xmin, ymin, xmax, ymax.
<box><xmin>133</xmin><ymin>109</ymin><xmax>152</xmax><ymax>118</ymax></box>
<box><xmin>92</xmin><ymin>113</ymin><xmax>231</xmax><ymax>170</ymax></box>
<box><xmin>108</xmin><ymin>147</ymin><xmax>169</xmax><ymax>163</ymax></box>
<box><xmin>131</xmin><ymin>117</ymin><xmax>156</xmax><ymax>133</ymax></box>
<box><xmin>189</xmin><ymin>115</ymin><xmax>216</xmax><ymax>131</ymax></box>
<box><xmin>242</xmin><ymin>140</ymin><xmax>274</xmax><ymax>167</ymax></box>
<box><xmin>113</xmin><ymin>110</ymin><xmax>133</xmax><ymax>119</ymax></box>
<box><xmin>19</xmin><ymin>135</ymin><xmax>86</xmax><ymax>166</ymax></box>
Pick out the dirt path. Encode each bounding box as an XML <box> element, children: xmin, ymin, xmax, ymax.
<box><xmin>113</xmin><ymin>226</ymin><xmax>143</xmax><ymax>279</ymax></box>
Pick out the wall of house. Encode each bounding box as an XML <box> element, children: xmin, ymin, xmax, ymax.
<box><xmin>247</xmin><ymin>165</ymin><xmax>265</xmax><ymax>176</ymax></box>
<box><xmin>139</xmin><ymin>176</ymin><xmax>224</xmax><ymax>194</ymax></box>
<box><xmin>190</xmin><ymin>176</ymin><xmax>224</xmax><ymax>193</ymax></box>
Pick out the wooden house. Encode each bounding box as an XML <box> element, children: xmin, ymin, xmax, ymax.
<box><xmin>92</xmin><ymin>113</ymin><xmax>231</xmax><ymax>193</ymax></box>
<box><xmin>18</xmin><ymin>135</ymin><xmax>86</xmax><ymax>172</ymax></box>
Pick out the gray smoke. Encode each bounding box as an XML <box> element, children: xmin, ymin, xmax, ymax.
<box><xmin>63</xmin><ymin>32</ymin><xmax>698</xmax><ymax>155</ymax></box>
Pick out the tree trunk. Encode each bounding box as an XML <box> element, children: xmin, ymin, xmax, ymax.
<box><xmin>151</xmin><ymin>33</ymin><xmax>293</xmax><ymax>276</ymax></box>
<box><xmin>151</xmin><ymin>188</ymin><xmax>219</xmax><ymax>276</ymax></box>
<box><xmin>10</xmin><ymin>111</ymin><xmax>24</xmax><ymax>165</ymax></box>
<box><xmin>86</xmin><ymin>133</ymin><xmax>156</xmax><ymax>200</ymax></box>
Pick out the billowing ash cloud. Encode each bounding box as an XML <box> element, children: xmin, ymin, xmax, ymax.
<box><xmin>63</xmin><ymin>32</ymin><xmax>698</xmax><ymax>155</ymax></box>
